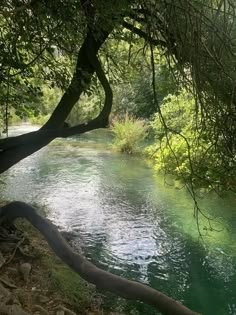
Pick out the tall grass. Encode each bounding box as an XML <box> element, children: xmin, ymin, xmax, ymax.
<box><xmin>112</xmin><ymin>114</ymin><xmax>147</xmax><ymax>154</ymax></box>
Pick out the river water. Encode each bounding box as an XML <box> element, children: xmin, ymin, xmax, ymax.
<box><xmin>0</xmin><ymin>125</ymin><xmax>236</xmax><ymax>315</ymax></box>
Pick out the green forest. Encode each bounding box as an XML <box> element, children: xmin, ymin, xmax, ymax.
<box><xmin>0</xmin><ymin>1</ymin><xmax>236</xmax><ymax>315</ymax></box>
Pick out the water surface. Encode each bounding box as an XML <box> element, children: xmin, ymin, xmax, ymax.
<box><xmin>1</xmin><ymin>125</ymin><xmax>236</xmax><ymax>315</ymax></box>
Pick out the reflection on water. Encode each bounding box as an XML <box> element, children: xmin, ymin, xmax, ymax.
<box><xmin>1</xmin><ymin>125</ymin><xmax>236</xmax><ymax>315</ymax></box>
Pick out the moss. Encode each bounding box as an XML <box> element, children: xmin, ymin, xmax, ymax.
<box><xmin>44</xmin><ymin>255</ymin><xmax>95</xmax><ymax>308</ymax></box>
<box><xmin>0</xmin><ymin>203</ymin><xmax>112</xmax><ymax>314</ymax></box>
<box><xmin>14</xmin><ymin>218</ymin><xmax>101</xmax><ymax>314</ymax></box>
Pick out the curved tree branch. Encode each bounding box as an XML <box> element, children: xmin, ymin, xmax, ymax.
<box><xmin>0</xmin><ymin>51</ymin><xmax>112</xmax><ymax>147</ymax></box>
<box><xmin>123</xmin><ymin>21</ymin><xmax>167</xmax><ymax>48</ymax></box>
<box><xmin>0</xmin><ymin>31</ymin><xmax>112</xmax><ymax>174</ymax></box>
<box><xmin>42</xmin><ymin>28</ymin><xmax>110</xmax><ymax>130</ymax></box>
<box><xmin>0</xmin><ymin>201</ymin><xmax>201</xmax><ymax>315</ymax></box>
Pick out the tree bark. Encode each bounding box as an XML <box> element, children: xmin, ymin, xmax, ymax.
<box><xmin>0</xmin><ymin>201</ymin><xmax>201</xmax><ymax>315</ymax></box>
<box><xmin>0</xmin><ymin>28</ymin><xmax>112</xmax><ymax>174</ymax></box>
<box><xmin>42</xmin><ymin>29</ymin><xmax>109</xmax><ymax>129</ymax></box>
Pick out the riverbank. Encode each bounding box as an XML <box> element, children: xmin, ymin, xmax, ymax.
<box><xmin>0</xmin><ymin>202</ymin><xmax>119</xmax><ymax>315</ymax></box>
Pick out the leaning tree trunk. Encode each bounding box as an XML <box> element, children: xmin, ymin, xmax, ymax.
<box><xmin>0</xmin><ymin>26</ymin><xmax>110</xmax><ymax>173</ymax></box>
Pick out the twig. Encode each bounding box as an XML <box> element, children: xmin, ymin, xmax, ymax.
<box><xmin>2</xmin><ymin>237</ymin><xmax>25</xmax><ymax>267</ymax></box>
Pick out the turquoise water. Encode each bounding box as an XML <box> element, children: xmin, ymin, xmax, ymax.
<box><xmin>1</xmin><ymin>125</ymin><xmax>236</xmax><ymax>314</ymax></box>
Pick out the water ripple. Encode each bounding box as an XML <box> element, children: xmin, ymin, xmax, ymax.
<box><xmin>1</xmin><ymin>126</ymin><xmax>236</xmax><ymax>315</ymax></box>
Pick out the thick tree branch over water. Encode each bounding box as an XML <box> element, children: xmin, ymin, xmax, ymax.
<box><xmin>0</xmin><ymin>28</ymin><xmax>112</xmax><ymax>173</ymax></box>
<box><xmin>0</xmin><ymin>201</ymin><xmax>201</xmax><ymax>315</ymax></box>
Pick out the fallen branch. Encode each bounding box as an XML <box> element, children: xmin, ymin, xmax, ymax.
<box><xmin>0</xmin><ymin>201</ymin><xmax>201</xmax><ymax>315</ymax></box>
<box><xmin>1</xmin><ymin>237</ymin><xmax>25</xmax><ymax>268</ymax></box>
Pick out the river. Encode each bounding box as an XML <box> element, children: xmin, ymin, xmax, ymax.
<box><xmin>0</xmin><ymin>125</ymin><xmax>236</xmax><ymax>315</ymax></box>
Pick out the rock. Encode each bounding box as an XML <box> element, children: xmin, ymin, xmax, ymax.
<box><xmin>19</xmin><ymin>263</ymin><xmax>32</xmax><ymax>282</ymax></box>
<box><xmin>64</xmin><ymin>308</ymin><xmax>77</xmax><ymax>315</ymax></box>
<box><xmin>56</xmin><ymin>306</ymin><xmax>77</xmax><ymax>315</ymax></box>
<box><xmin>38</xmin><ymin>295</ymin><xmax>50</xmax><ymax>304</ymax></box>
<box><xmin>34</xmin><ymin>304</ymin><xmax>50</xmax><ymax>315</ymax></box>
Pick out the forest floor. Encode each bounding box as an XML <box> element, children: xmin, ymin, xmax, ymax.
<box><xmin>0</xmin><ymin>203</ymin><xmax>122</xmax><ymax>315</ymax></box>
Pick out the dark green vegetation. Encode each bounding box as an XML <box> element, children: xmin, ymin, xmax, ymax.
<box><xmin>0</xmin><ymin>1</ymin><xmax>236</xmax><ymax>315</ymax></box>
<box><xmin>146</xmin><ymin>90</ymin><xmax>236</xmax><ymax>191</ymax></box>
<box><xmin>112</xmin><ymin>114</ymin><xmax>147</xmax><ymax>154</ymax></box>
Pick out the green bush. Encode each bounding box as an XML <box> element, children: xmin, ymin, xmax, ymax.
<box><xmin>112</xmin><ymin>114</ymin><xmax>147</xmax><ymax>154</ymax></box>
<box><xmin>146</xmin><ymin>90</ymin><xmax>236</xmax><ymax>191</ymax></box>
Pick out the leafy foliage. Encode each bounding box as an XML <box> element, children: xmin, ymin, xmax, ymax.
<box><xmin>0</xmin><ymin>1</ymin><xmax>81</xmax><ymax>130</ymax></box>
<box><xmin>147</xmin><ymin>91</ymin><xmax>236</xmax><ymax>191</ymax></box>
<box><xmin>112</xmin><ymin>114</ymin><xmax>147</xmax><ymax>154</ymax></box>
<box><xmin>114</xmin><ymin>63</ymin><xmax>177</xmax><ymax>119</ymax></box>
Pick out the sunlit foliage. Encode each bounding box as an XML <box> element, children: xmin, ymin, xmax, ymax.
<box><xmin>147</xmin><ymin>90</ymin><xmax>236</xmax><ymax>191</ymax></box>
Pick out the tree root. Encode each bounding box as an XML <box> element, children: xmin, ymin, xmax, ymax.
<box><xmin>4</xmin><ymin>238</ymin><xmax>25</xmax><ymax>266</ymax></box>
<box><xmin>0</xmin><ymin>237</ymin><xmax>25</xmax><ymax>270</ymax></box>
<box><xmin>0</xmin><ymin>201</ymin><xmax>201</xmax><ymax>315</ymax></box>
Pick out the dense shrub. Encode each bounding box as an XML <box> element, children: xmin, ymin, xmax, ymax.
<box><xmin>112</xmin><ymin>114</ymin><xmax>147</xmax><ymax>154</ymax></box>
<box><xmin>146</xmin><ymin>91</ymin><xmax>236</xmax><ymax>191</ymax></box>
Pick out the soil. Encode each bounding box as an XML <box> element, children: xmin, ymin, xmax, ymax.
<box><xmin>0</xmin><ymin>215</ymin><xmax>122</xmax><ymax>315</ymax></box>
